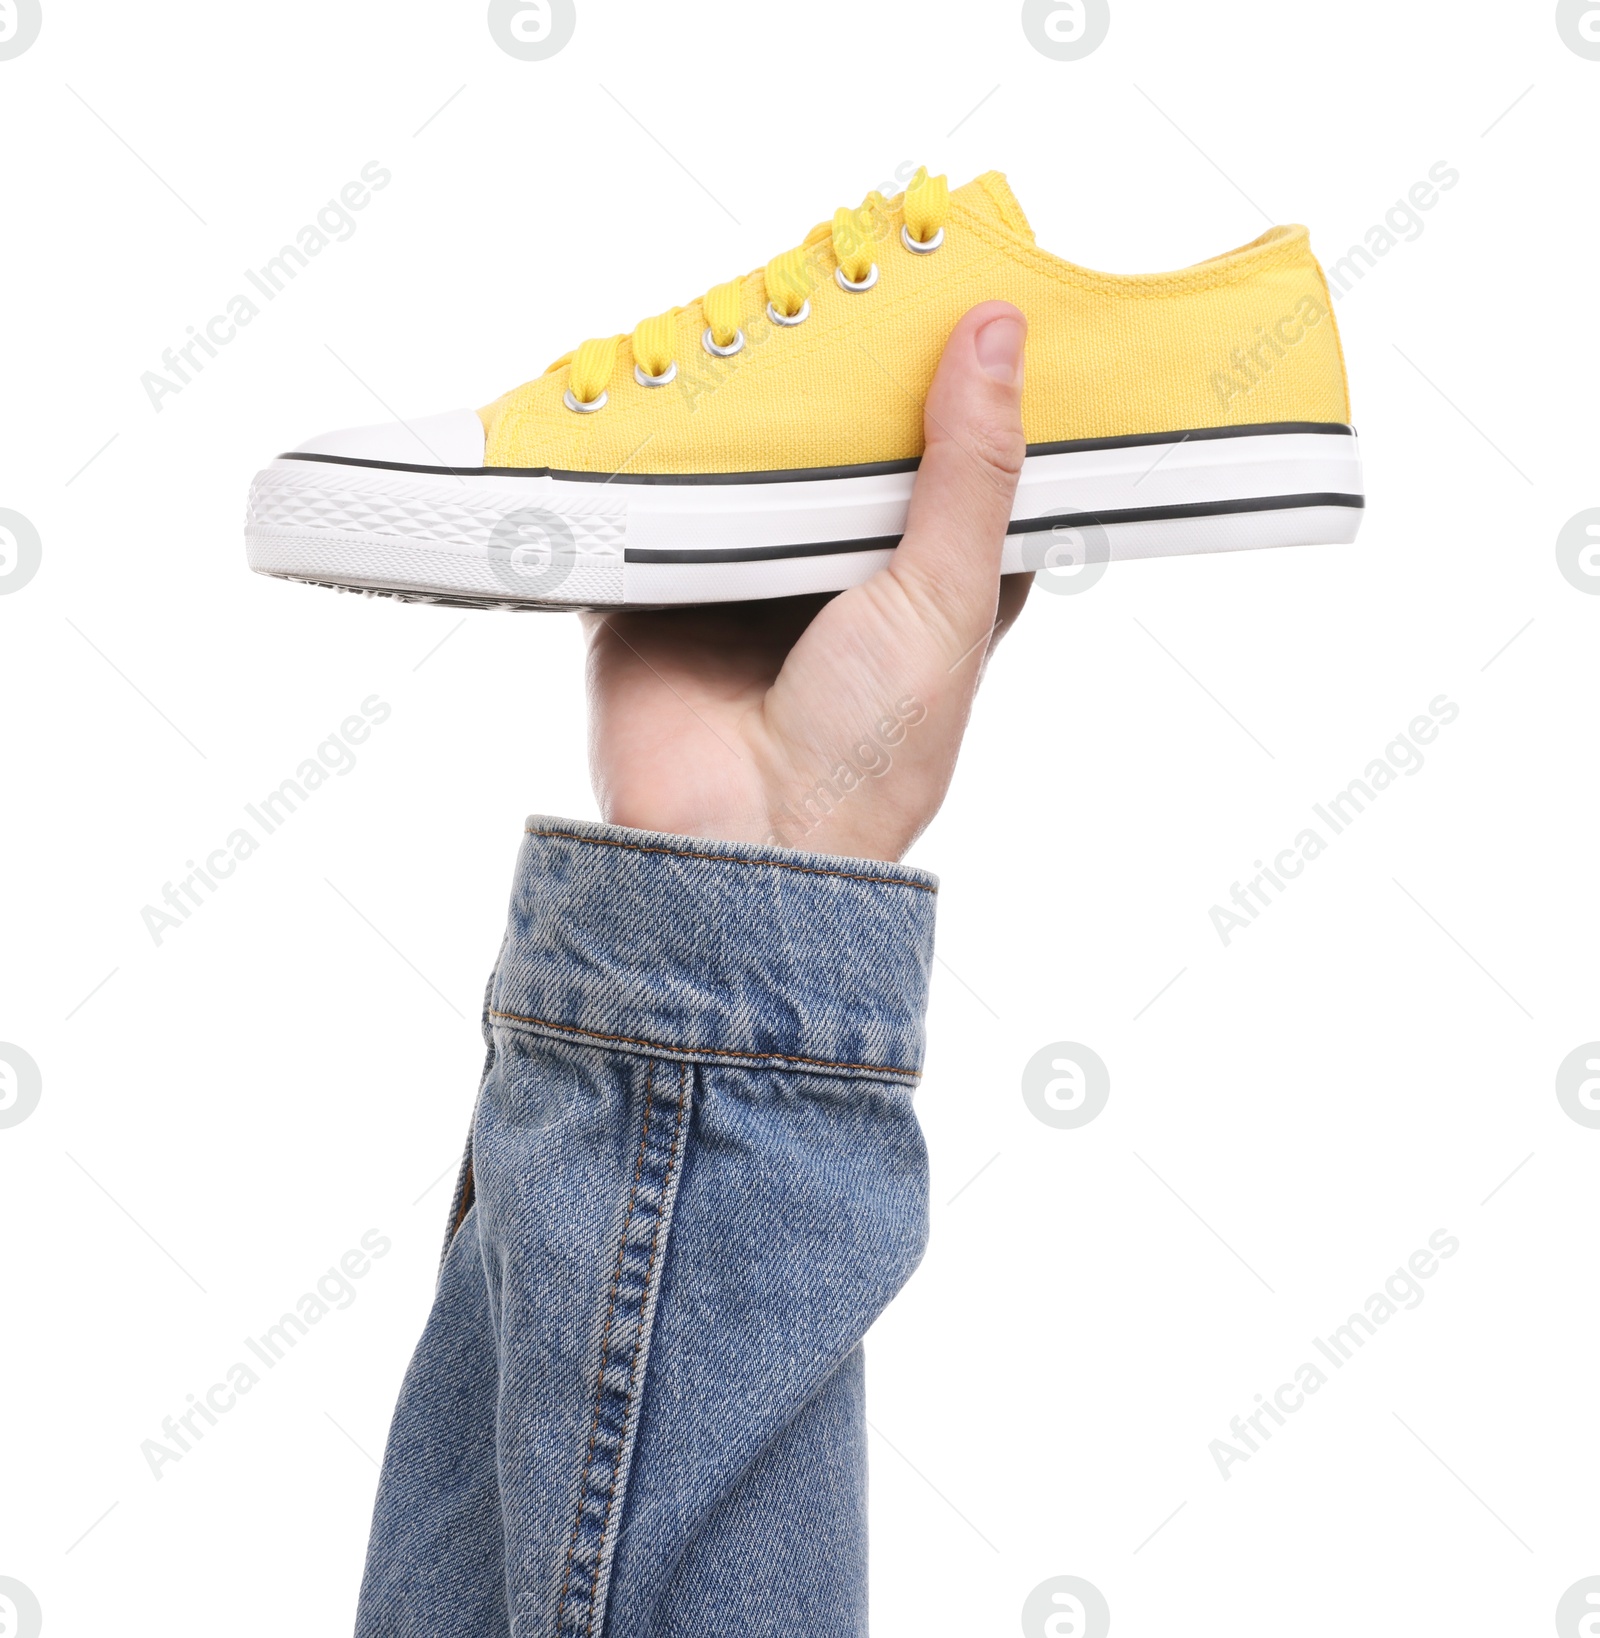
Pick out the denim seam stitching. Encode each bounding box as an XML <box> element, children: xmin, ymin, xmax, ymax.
<box><xmin>489</xmin><ymin>1009</ymin><xmax>920</xmax><ymax>1079</ymax></box>
<box><xmin>584</xmin><ymin>1060</ymin><xmax>689</xmax><ymax>1636</ymax></box>
<box><xmin>554</xmin><ymin>1058</ymin><xmax>691</xmax><ymax>1638</ymax></box>
<box><xmin>555</xmin><ymin>1060</ymin><xmax>654</xmax><ymax>1630</ymax></box>
<box><xmin>525</xmin><ymin>826</ymin><xmax>937</xmax><ymax>894</ymax></box>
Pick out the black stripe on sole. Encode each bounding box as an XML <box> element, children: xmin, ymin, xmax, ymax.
<box><xmin>274</xmin><ymin>421</ymin><xmax>1357</xmax><ymax>486</ymax></box>
<box><xmin>621</xmin><ymin>493</ymin><xmax>1365</xmax><ymax>565</ymax></box>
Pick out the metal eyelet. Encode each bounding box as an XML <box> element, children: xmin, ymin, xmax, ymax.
<box><xmin>835</xmin><ymin>263</ymin><xmax>879</xmax><ymax>293</ymax></box>
<box><xmin>902</xmin><ymin>224</ymin><xmax>945</xmax><ymax>255</ymax></box>
<box><xmin>702</xmin><ymin>326</ymin><xmax>745</xmax><ymax>357</ymax></box>
<box><xmin>766</xmin><ymin>298</ymin><xmax>810</xmax><ymax>328</ymax></box>
<box><xmin>563</xmin><ymin>387</ymin><xmax>608</xmax><ymax>414</ymax></box>
<box><xmin>634</xmin><ymin>360</ymin><xmax>678</xmax><ymax>388</ymax></box>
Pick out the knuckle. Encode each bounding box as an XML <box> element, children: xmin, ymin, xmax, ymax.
<box><xmin>962</xmin><ymin>414</ymin><xmax>1027</xmax><ymax>489</ymax></box>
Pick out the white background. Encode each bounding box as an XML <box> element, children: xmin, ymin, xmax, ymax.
<box><xmin>2</xmin><ymin>1</ymin><xmax>1597</xmax><ymax>1633</ymax></box>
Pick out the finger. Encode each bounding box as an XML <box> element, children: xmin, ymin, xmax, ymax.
<box><xmin>942</xmin><ymin>571</ymin><xmax>1034</xmax><ymax>691</ymax></box>
<box><xmin>887</xmin><ymin>300</ymin><xmax>1027</xmax><ymax>650</ymax></box>
<box><xmin>995</xmin><ymin>570</ymin><xmax>1033</xmax><ymax>631</ymax></box>
<box><xmin>986</xmin><ymin>570</ymin><xmax>1034</xmax><ymax>659</ymax></box>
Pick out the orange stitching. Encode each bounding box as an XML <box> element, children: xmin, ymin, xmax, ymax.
<box><xmin>490</xmin><ymin>1009</ymin><xmax>919</xmax><ymax>1079</ymax></box>
<box><xmin>557</xmin><ymin>1059</ymin><xmax>655</xmax><ymax>1627</ymax></box>
<box><xmin>584</xmin><ymin>1061</ymin><xmax>690</xmax><ymax>1636</ymax></box>
<box><xmin>524</xmin><ymin>826</ymin><xmax>936</xmax><ymax>894</ymax></box>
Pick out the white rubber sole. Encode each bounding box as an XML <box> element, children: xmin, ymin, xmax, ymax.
<box><xmin>244</xmin><ymin>423</ymin><xmax>1364</xmax><ymax>610</ymax></box>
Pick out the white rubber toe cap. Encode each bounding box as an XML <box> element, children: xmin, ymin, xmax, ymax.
<box><xmin>289</xmin><ymin>408</ymin><xmax>485</xmax><ymax>468</ymax></box>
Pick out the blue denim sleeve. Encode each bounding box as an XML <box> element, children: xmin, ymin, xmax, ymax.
<box><xmin>355</xmin><ymin>815</ymin><xmax>937</xmax><ymax>1638</ymax></box>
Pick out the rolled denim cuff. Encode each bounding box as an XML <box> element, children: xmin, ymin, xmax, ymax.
<box><xmin>490</xmin><ymin>816</ymin><xmax>937</xmax><ymax>1083</ymax></box>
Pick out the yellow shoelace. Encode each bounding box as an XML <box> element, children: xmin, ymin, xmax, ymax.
<box><xmin>551</xmin><ymin>167</ymin><xmax>950</xmax><ymax>408</ymax></box>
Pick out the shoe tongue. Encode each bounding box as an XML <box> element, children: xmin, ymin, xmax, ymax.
<box><xmin>952</xmin><ymin>170</ymin><xmax>1036</xmax><ymax>242</ymax></box>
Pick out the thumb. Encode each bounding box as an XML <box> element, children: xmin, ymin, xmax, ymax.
<box><xmin>888</xmin><ymin>300</ymin><xmax>1027</xmax><ymax>649</ymax></box>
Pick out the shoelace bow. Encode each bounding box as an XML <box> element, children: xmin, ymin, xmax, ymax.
<box><xmin>550</xmin><ymin>167</ymin><xmax>950</xmax><ymax>407</ymax></box>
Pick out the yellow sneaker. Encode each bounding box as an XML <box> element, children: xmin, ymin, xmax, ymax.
<box><xmin>244</xmin><ymin>168</ymin><xmax>1361</xmax><ymax>609</ymax></box>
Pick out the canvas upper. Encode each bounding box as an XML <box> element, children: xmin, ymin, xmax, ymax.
<box><xmin>478</xmin><ymin>169</ymin><xmax>1352</xmax><ymax>477</ymax></box>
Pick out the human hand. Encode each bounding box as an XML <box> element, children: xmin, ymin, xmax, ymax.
<box><xmin>581</xmin><ymin>300</ymin><xmax>1032</xmax><ymax>864</ymax></box>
